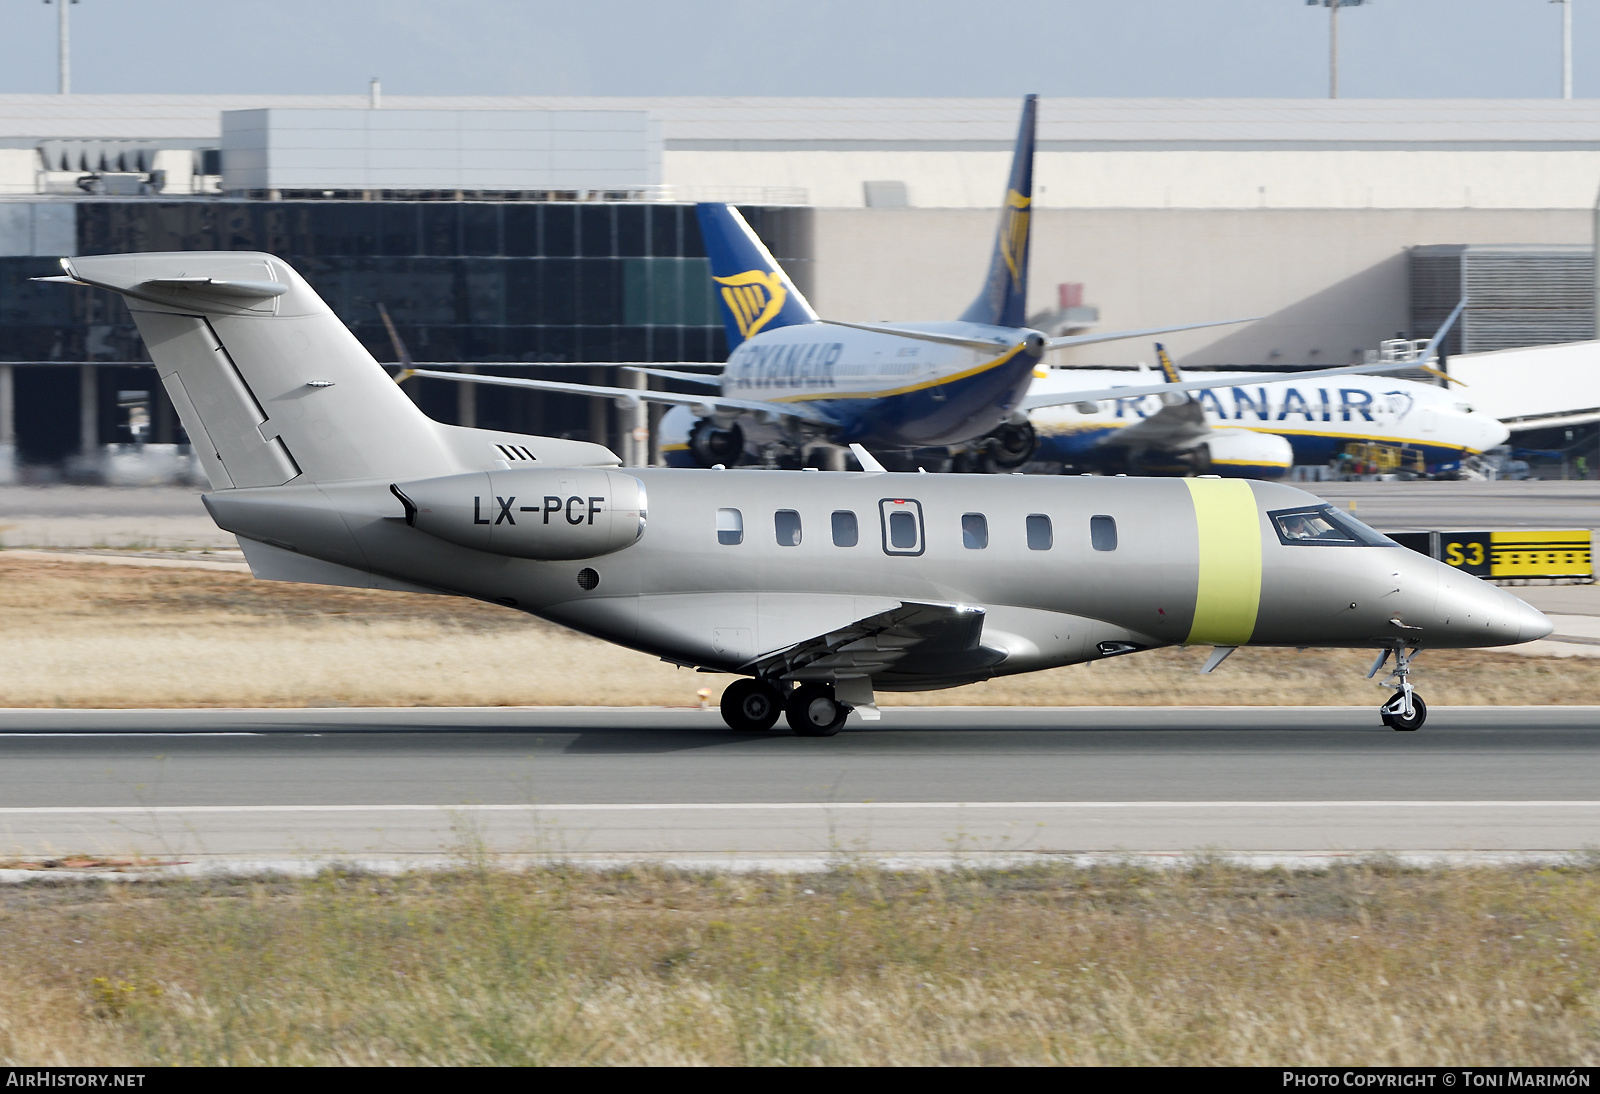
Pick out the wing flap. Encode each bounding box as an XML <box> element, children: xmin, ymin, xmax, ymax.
<box><xmin>753</xmin><ymin>601</ymin><xmax>999</xmax><ymax>682</ymax></box>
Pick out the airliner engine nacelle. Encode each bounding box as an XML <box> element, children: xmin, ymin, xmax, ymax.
<box><xmin>1198</xmin><ymin>429</ymin><xmax>1294</xmax><ymax>480</ymax></box>
<box><xmin>393</xmin><ymin>469</ymin><xmax>646</xmax><ymax>560</ymax></box>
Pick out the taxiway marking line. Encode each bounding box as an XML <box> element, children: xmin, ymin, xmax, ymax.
<box><xmin>3</xmin><ymin>801</ymin><xmax>1598</xmax><ymax>815</ymax></box>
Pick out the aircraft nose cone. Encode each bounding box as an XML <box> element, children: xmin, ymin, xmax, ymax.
<box><xmin>1513</xmin><ymin>597</ymin><xmax>1554</xmax><ymax>643</ymax></box>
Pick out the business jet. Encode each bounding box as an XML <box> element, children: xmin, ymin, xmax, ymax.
<box><xmin>38</xmin><ymin>252</ymin><xmax>1550</xmax><ymax>734</ymax></box>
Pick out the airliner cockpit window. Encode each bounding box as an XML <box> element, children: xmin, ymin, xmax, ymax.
<box><xmin>1270</xmin><ymin>505</ymin><xmax>1393</xmax><ymax>547</ymax></box>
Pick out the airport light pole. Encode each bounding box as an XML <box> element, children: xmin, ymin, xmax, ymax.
<box><xmin>1308</xmin><ymin>0</ymin><xmax>1370</xmax><ymax>99</ymax></box>
<box><xmin>42</xmin><ymin>0</ymin><xmax>78</xmax><ymax>95</ymax></box>
<box><xmin>1553</xmin><ymin>0</ymin><xmax>1573</xmax><ymax>99</ymax></box>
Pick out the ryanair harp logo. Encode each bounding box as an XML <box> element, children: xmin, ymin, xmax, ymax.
<box><xmin>1001</xmin><ymin>189</ymin><xmax>1031</xmax><ymax>288</ymax></box>
<box><xmin>714</xmin><ymin>269</ymin><xmax>787</xmax><ymax>339</ymax></box>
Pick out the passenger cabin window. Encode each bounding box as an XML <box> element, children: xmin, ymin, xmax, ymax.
<box><xmin>890</xmin><ymin>512</ymin><xmax>917</xmax><ymax>548</ymax></box>
<box><xmin>962</xmin><ymin>513</ymin><xmax>988</xmax><ymax>550</ymax></box>
<box><xmin>1026</xmin><ymin>513</ymin><xmax>1053</xmax><ymax>551</ymax></box>
<box><xmin>879</xmin><ymin>498</ymin><xmax>925</xmax><ymax>556</ymax></box>
<box><xmin>775</xmin><ymin>509</ymin><xmax>802</xmax><ymax>547</ymax></box>
<box><xmin>716</xmin><ymin>507</ymin><xmax>743</xmax><ymax>546</ymax></box>
<box><xmin>1270</xmin><ymin>505</ymin><xmax>1392</xmax><ymax>547</ymax></box>
<box><xmin>831</xmin><ymin>510</ymin><xmax>859</xmax><ymax>547</ymax></box>
<box><xmin>1090</xmin><ymin>514</ymin><xmax>1118</xmax><ymax>552</ymax></box>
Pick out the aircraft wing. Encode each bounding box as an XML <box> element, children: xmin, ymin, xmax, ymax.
<box><xmin>1021</xmin><ymin>358</ymin><xmax>1453</xmax><ymax>413</ymax></box>
<box><xmin>1099</xmin><ymin>398</ymin><xmax>1212</xmax><ymax>449</ymax></box>
<box><xmin>1025</xmin><ymin>299</ymin><xmax>1468</xmax><ymax>413</ymax></box>
<box><xmin>402</xmin><ymin>367</ymin><xmax>835</xmax><ymax>424</ymax></box>
<box><xmin>1044</xmin><ymin>316</ymin><xmax>1259</xmax><ymax>351</ymax></box>
<box><xmin>621</xmin><ymin>366</ymin><xmax>722</xmax><ymax>386</ymax></box>
<box><xmin>820</xmin><ymin>317</ymin><xmax>1257</xmax><ymax>355</ymax></box>
<box><xmin>750</xmin><ymin>600</ymin><xmax>1001</xmax><ymax>681</ymax></box>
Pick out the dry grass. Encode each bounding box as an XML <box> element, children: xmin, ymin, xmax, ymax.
<box><xmin>1</xmin><ymin>555</ymin><xmax>1594</xmax><ymax>708</ymax></box>
<box><xmin>1</xmin><ymin>861</ymin><xmax>1597</xmax><ymax>1065</ymax></box>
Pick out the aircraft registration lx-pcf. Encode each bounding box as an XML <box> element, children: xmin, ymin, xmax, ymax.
<box><xmin>40</xmin><ymin>252</ymin><xmax>1553</xmax><ymax>734</ymax></box>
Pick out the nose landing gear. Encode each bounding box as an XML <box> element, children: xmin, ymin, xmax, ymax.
<box><xmin>1370</xmin><ymin>645</ymin><xmax>1427</xmax><ymax>731</ymax></box>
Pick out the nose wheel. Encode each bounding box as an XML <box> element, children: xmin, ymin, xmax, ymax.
<box><xmin>1370</xmin><ymin>645</ymin><xmax>1427</xmax><ymax>731</ymax></box>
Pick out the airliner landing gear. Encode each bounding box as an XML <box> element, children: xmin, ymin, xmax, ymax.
<box><xmin>1371</xmin><ymin>645</ymin><xmax>1427</xmax><ymax>731</ymax></box>
<box><xmin>720</xmin><ymin>679</ymin><xmax>783</xmax><ymax>732</ymax></box>
<box><xmin>785</xmin><ymin>683</ymin><xmax>850</xmax><ymax>737</ymax></box>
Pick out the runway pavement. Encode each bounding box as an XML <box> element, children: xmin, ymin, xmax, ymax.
<box><xmin>3</xmin><ymin>706</ymin><xmax>1598</xmax><ymax>867</ymax></box>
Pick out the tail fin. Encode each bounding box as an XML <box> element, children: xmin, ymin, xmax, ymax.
<box><xmin>56</xmin><ymin>251</ymin><xmax>455</xmax><ymax>488</ymax></box>
<box><xmin>959</xmin><ymin>94</ymin><xmax>1037</xmax><ymax>329</ymax></box>
<box><xmin>1155</xmin><ymin>342</ymin><xmax>1181</xmax><ymax>385</ymax></box>
<box><xmin>696</xmin><ymin>203</ymin><xmax>818</xmax><ymax>350</ymax></box>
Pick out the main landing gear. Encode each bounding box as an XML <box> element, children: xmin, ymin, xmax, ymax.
<box><xmin>720</xmin><ymin>678</ymin><xmax>782</xmax><ymax>732</ymax></box>
<box><xmin>1369</xmin><ymin>645</ymin><xmax>1427</xmax><ymax>731</ymax></box>
<box><xmin>718</xmin><ymin>680</ymin><xmax>852</xmax><ymax>736</ymax></box>
<box><xmin>785</xmin><ymin>683</ymin><xmax>851</xmax><ymax>737</ymax></box>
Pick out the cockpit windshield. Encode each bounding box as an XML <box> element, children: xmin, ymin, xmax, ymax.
<box><xmin>1269</xmin><ymin>505</ymin><xmax>1393</xmax><ymax>547</ymax></box>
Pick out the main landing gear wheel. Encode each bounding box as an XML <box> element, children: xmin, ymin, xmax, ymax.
<box><xmin>785</xmin><ymin>683</ymin><xmax>850</xmax><ymax>737</ymax></box>
<box><xmin>720</xmin><ymin>679</ymin><xmax>783</xmax><ymax>732</ymax></box>
<box><xmin>1381</xmin><ymin>694</ymin><xmax>1427</xmax><ymax>732</ymax></box>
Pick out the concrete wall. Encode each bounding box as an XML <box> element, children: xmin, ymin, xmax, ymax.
<box><xmin>812</xmin><ymin>207</ymin><xmax>1593</xmax><ymax>367</ymax></box>
<box><xmin>667</xmin><ymin>150</ymin><xmax>1600</xmax><ymax>211</ymax></box>
<box><xmin>222</xmin><ymin>109</ymin><xmax>662</xmax><ymax>193</ymax></box>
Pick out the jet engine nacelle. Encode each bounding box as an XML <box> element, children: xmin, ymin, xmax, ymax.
<box><xmin>1195</xmin><ymin>429</ymin><xmax>1293</xmax><ymax>479</ymax></box>
<box><xmin>392</xmin><ymin>468</ymin><xmax>647</xmax><ymax>560</ymax></box>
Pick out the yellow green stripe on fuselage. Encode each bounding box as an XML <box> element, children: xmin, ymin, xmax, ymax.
<box><xmin>1183</xmin><ymin>477</ymin><xmax>1262</xmax><ymax>646</ymax></box>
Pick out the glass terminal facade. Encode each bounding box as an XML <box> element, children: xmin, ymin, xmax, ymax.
<box><xmin>0</xmin><ymin>199</ymin><xmax>813</xmax><ymax>466</ymax></box>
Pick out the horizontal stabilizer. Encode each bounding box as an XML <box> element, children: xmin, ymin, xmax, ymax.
<box><xmin>140</xmin><ymin>277</ymin><xmax>289</xmax><ymax>299</ymax></box>
<box><xmin>403</xmin><ymin>367</ymin><xmax>833</xmax><ymax>424</ymax></box>
<box><xmin>822</xmin><ymin>319</ymin><xmax>1029</xmax><ymax>353</ymax></box>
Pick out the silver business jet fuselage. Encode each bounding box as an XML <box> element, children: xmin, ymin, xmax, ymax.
<box><xmin>43</xmin><ymin>250</ymin><xmax>1551</xmax><ymax>735</ymax></box>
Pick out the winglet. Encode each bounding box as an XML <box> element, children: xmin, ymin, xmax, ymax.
<box><xmin>849</xmin><ymin>443</ymin><xmax>887</xmax><ymax>473</ymax></box>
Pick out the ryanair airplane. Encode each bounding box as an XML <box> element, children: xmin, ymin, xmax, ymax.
<box><xmin>1024</xmin><ymin>340</ymin><xmax>1508</xmax><ymax>479</ymax></box>
<box><xmin>404</xmin><ymin>96</ymin><xmax>1263</xmax><ymax>468</ymax></box>
<box><xmin>407</xmin><ymin>95</ymin><xmax>1467</xmax><ymax>471</ymax></box>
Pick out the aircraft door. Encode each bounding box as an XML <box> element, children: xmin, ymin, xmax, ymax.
<box><xmin>879</xmin><ymin>498</ymin><xmax>925</xmax><ymax>556</ymax></box>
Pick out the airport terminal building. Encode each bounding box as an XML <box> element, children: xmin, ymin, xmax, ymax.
<box><xmin>1</xmin><ymin>94</ymin><xmax>1597</xmax><ymax>478</ymax></box>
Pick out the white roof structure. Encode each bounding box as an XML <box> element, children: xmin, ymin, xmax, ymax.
<box><xmin>5</xmin><ymin>95</ymin><xmax>1600</xmax><ymax>149</ymax></box>
<box><xmin>5</xmin><ymin>96</ymin><xmax>1600</xmax><ymax>208</ymax></box>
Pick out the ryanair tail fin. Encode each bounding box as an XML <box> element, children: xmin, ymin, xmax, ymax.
<box><xmin>960</xmin><ymin>94</ymin><xmax>1037</xmax><ymax>329</ymax></box>
<box><xmin>696</xmin><ymin>203</ymin><xmax>818</xmax><ymax>350</ymax></box>
<box><xmin>1155</xmin><ymin>342</ymin><xmax>1182</xmax><ymax>385</ymax></box>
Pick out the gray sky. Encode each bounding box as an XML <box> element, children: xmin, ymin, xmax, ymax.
<box><xmin>0</xmin><ymin>0</ymin><xmax>1590</xmax><ymax>99</ymax></box>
